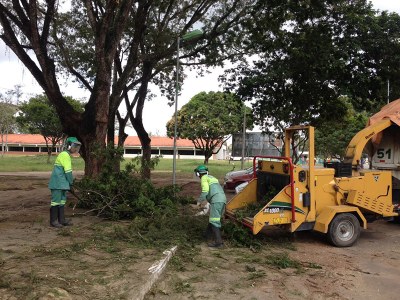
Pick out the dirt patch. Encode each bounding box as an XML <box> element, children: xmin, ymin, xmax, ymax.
<box><xmin>0</xmin><ymin>173</ymin><xmax>399</xmax><ymax>300</ymax></box>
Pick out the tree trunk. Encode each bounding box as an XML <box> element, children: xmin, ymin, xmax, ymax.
<box><xmin>203</xmin><ymin>146</ymin><xmax>213</xmax><ymax>164</ymax></box>
<box><xmin>116</xmin><ymin>109</ymin><xmax>129</xmax><ymax>149</ymax></box>
<box><xmin>79</xmin><ymin>134</ymin><xmax>107</xmax><ymax>177</ymax></box>
<box><xmin>47</xmin><ymin>149</ymin><xmax>51</xmax><ymax>164</ymax></box>
<box><xmin>106</xmin><ymin>109</ymin><xmax>129</xmax><ymax>173</ymax></box>
<box><xmin>107</xmin><ymin>110</ymin><xmax>120</xmax><ymax>173</ymax></box>
<box><xmin>127</xmin><ymin>61</ymin><xmax>153</xmax><ymax>179</ymax></box>
<box><xmin>132</xmin><ymin>120</ymin><xmax>151</xmax><ymax>179</ymax></box>
<box><xmin>117</xmin><ymin>128</ymin><xmax>128</xmax><ymax>148</ymax></box>
<box><xmin>45</xmin><ymin>139</ymin><xmax>51</xmax><ymax>164</ymax></box>
<box><xmin>107</xmin><ymin>111</ymin><xmax>115</xmax><ymax>146</ymax></box>
<box><xmin>1</xmin><ymin>133</ymin><xmax>4</xmax><ymax>157</ymax></box>
<box><xmin>141</xmin><ymin>139</ymin><xmax>152</xmax><ymax>179</ymax></box>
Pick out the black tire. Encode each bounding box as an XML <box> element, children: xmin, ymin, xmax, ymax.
<box><xmin>393</xmin><ymin>215</ymin><xmax>400</xmax><ymax>224</ymax></box>
<box><xmin>327</xmin><ymin>213</ymin><xmax>360</xmax><ymax>247</ymax></box>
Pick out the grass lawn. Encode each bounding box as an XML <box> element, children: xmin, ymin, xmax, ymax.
<box><xmin>0</xmin><ymin>155</ymin><xmax>85</xmax><ymax>172</ymax></box>
<box><xmin>0</xmin><ymin>154</ymin><xmax>253</xmax><ymax>180</ymax></box>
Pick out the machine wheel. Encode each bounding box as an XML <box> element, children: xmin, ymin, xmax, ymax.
<box><xmin>327</xmin><ymin>213</ymin><xmax>360</xmax><ymax>247</ymax></box>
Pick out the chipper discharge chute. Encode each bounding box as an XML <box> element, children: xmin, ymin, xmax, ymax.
<box><xmin>225</xmin><ymin>125</ymin><xmax>398</xmax><ymax>247</ymax></box>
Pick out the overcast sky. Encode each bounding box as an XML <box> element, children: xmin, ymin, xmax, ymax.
<box><xmin>0</xmin><ymin>0</ymin><xmax>399</xmax><ymax>136</ymax></box>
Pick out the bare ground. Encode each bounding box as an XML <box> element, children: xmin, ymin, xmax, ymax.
<box><xmin>0</xmin><ymin>172</ymin><xmax>399</xmax><ymax>300</ymax></box>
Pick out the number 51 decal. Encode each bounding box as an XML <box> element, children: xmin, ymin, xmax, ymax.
<box><xmin>376</xmin><ymin>148</ymin><xmax>393</xmax><ymax>162</ymax></box>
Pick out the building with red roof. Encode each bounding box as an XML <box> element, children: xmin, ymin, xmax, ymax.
<box><xmin>2</xmin><ymin>134</ymin><xmax>227</xmax><ymax>160</ymax></box>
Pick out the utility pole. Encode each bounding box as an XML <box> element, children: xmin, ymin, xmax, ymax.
<box><xmin>172</xmin><ymin>29</ymin><xmax>203</xmax><ymax>185</ymax></box>
<box><xmin>241</xmin><ymin>106</ymin><xmax>246</xmax><ymax>169</ymax></box>
<box><xmin>172</xmin><ymin>36</ymin><xmax>180</xmax><ymax>186</ymax></box>
<box><xmin>387</xmin><ymin>79</ymin><xmax>390</xmax><ymax>104</ymax></box>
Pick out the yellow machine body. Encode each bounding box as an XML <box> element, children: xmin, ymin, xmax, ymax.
<box><xmin>225</xmin><ymin>125</ymin><xmax>398</xmax><ymax>246</ymax></box>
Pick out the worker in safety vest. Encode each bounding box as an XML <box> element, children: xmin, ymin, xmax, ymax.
<box><xmin>194</xmin><ymin>165</ymin><xmax>227</xmax><ymax>248</ymax></box>
<box><xmin>48</xmin><ymin>137</ymin><xmax>81</xmax><ymax>228</ymax></box>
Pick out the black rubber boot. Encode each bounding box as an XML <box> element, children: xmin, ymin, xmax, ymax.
<box><xmin>58</xmin><ymin>206</ymin><xmax>73</xmax><ymax>226</ymax></box>
<box><xmin>50</xmin><ymin>206</ymin><xmax>63</xmax><ymax>228</ymax></box>
<box><xmin>208</xmin><ymin>225</ymin><xmax>224</xmax><ymax>249</ymax></box>
<box><xmin>203</xmin><ymin>223</ymin><xmax>213</xmax><ymax>241</ymax></box>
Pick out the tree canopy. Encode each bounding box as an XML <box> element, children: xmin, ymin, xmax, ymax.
<box><xmin>315</xmin><ymin>97</ymin><xmax>369</xmax><ymax>159</ymax></box>
<box><xmin>166</xmin><ymin>91</ymin><xmax>253</xmax><ymax>163</ymax></box>
<box><xmin>0</xmin><ymin>102</ymin><xmax>17</xmax><ymax>156</ymax></box>
<box><xmin>0</xmin><ymin>0</ymin><xmax>253</xmax><ymax>177</ymax></box>
<box><xmin>16</xmin><ymin>94</ymin><xmax>84</xmax><ymax>161</ymax></box>
<box><xmin>222</xmin><ymin>0</ymin><xmax>400</xmax><ymax>132</ymax></box>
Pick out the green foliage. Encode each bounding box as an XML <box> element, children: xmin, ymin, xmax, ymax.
<box><xmin>306</xmin><ymin>262</ymin><xmax>322</xmax><ymax>269</ymax></box>
<box><xmin>16</xmin><ymin>94</ymin><xmax>84</xmax><ymax>160</ymax></box>
<box><xmin>74</xmin><ymin>146</ymin><xmax>188</xmax><ymax>220</ymax></box>
<box><xmin>16</xmin><ymin>94</ymin><xmax>83</xmax><ymax>135</ymax></box>
<box><xmin>174</xmin><ymin>280</ymin><xmax>194</xmax><ymax>293</ymax></box>
<box><xmin>234</xmin><ymin>201</ymin><xmax>266</xmax><ymax>220</ymax></box>
<box><xmin>112</xmin><ymin>212</ymin><xmax>208</xmax><ymax>249</ymax></box>
<box><xmin>223</xmin><ymin>221</ymin><xmax>263</xmax><ymax>249</ymax></box>
<box><xmin>166</xmin><ymin>91</ymin><xmax>253</xmax><ymax>163</ymax></box>
<box><xmin>245</xmin><ymin>265</ymin><xmax>266</xmax><ymax>280</ymax></box>
<box><xmin>223</xmin><ymin>220</ymin><xmax>297</xmax><ymax>251</ymax></box>
<box><xmin>315</xmin><ymin>97</ymin><xmax>369</xmax><ymax>158</ymax></box>
<box><xmin>0</xmin><ymin>102</ymin><xmax>17</xmax><ymax>135</ymax></box>
<box><xmin>129</xmin><ymin>155</ymin><xmax>161</xmax><ymax>178</ymax></box>
<box><xmin>0</xmin><ymin>0</ymin><xmax>253</xmax><ymax>177</ymax></box>
<box><xmin>75</xmin><ymin>174</ymin><xmax>181</xmax><ymax>220</ymax></box>
<box><xmin>265</xmin><ymin>252</ymin><xmax>302</xmax><ymax>270</ymax></box>
<box><xmin>222</xmin><ymin>1</ymin><xmax>400</xmax><ymax>131</ymax></box>
<box><xmin>234</xmin><ymin>186</ymin><xmax>277</xmax><ymax>219</ymax></box>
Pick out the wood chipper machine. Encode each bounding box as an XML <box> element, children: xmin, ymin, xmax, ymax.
<box><xmin>225</xmin><ymin>124</ymin><xmax>399</xmax><ymax>247</ymax></box>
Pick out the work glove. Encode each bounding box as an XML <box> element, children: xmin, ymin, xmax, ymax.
<box><xmin>195</xmin><ymin>202</ymin><xmax>210</xmax><ymax>216</ymax></box>
<box><xmin>197</xmin><ymin>200</ymin><xmax>208</xmax><ymax>209</ymax></box>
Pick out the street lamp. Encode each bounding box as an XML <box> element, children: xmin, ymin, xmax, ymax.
<box><xmin>173</xmin><ymin>29</ymin><xmax>203</xmax><ymax>186</ymax></box>
<box><xmin>241</xmin><ymin>105</ymin><xmax>246</xmax><ymax>170</ymax></box>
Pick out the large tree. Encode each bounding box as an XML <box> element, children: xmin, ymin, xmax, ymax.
<box><xmin>0</xmin><ymin>87</ymin><xmax>19</xmax><ymax>156</ymax></box>
<box><xmin>166</xmin><ymin>91</ymin><xmax>253</xmax><ymax>164</ymax></box>
<box><xmin>222</xmin><ymin>0</ymin><xmax>400</xmax><ymax>132</ymax></box>
<box><xmin>16</xmin><ymin>94</ymin><xmax>84</xmax><ymax>162</ymax></box>
<box><xmin>0</xmin><ymin>1</ymin><xmax>252</xmax><ymax>177</ymax></box>
<box><xmin>0</xmin><ymin>102</ymin><xmax>17</xmax><ymax>156</ymax></box>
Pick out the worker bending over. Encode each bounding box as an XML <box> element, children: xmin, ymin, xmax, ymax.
<box><xmin>194</xmin><ymin>165</ymin><xmax>227</xmax><ymax>248</ymax></box>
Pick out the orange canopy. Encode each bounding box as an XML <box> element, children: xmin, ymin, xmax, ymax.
<box><xmin>367</xmin><ymin>99</ymin><xmax>400</xmax><ymax>146</ymax></box>
<box><xmin>368</xmin><ymin>99</ymin><xmax>400</xmax><ymax>126</ymax></box>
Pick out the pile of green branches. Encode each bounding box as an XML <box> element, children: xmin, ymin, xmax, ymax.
<box><xmin>234</xmin><ymin>185</ymin><xmax>278</xmax><ymax>219</ymax></box>
<box><xmin>73</xmin><ymin>149</ymin><xmax>190</xmax><ymax>220</ymax></box>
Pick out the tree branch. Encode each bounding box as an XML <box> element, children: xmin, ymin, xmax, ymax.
<box><xmin>41</xmin><ymin>0</ymin><xmax>56</xmax><ymax>44</ymax></box>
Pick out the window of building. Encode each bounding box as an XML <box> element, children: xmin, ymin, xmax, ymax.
<box><xmin>42</xmin><ymin>147</ymin><xmax>57</xmax><ymax>152</ymax></box>
<box><xmin>195</xmin><ymin>149</ymin><xmax>205</xmax><ymax>156</ymax></box>
<box><xmin>8</xmin><ymin>146</ymin><xmax>23</xmax><ymax>152</ymax></box>
<box><xmin>24</xmin><ymin>147</ymin><xmax>40</xmax><ymax>152</ymax></box>
<box><xmin>160</xmin><ymin>149</ymin><xmax>174</xmax><ymax>155</ymax></box>
<box><xmin>178</xmin><ymin>149</ymin><xmax>195</xmax><ymax>155</ymax></box>
<box><xmin>125</xmin><ymin>148</ymin><xmax>141</xmax><ymax>154</ymax></box>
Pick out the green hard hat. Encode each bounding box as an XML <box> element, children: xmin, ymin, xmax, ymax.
<box><xmin>66</xmin><ymin>137</ymin><xmax>81</xmax><ymax>145</ymax></box>
<box><xmin>66</xmin><ymin>137</ymin><xmax>81</xmax><ymax>151</ymax></box>
<box><xmin>194</xmin><ymin>165</ymin><xmax>208</xmax><ymax>174</ymax></box>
